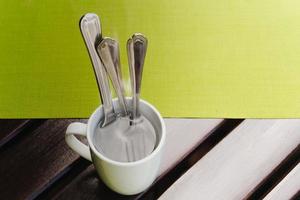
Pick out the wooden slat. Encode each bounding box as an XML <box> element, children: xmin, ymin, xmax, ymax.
<box><xmin>0</xmin><ymin>119</ymin><xmax>35</xmax><ymax>147</ymax></box>
<box><xmin>263</xmin><ymin>163</ymin><xmax>300</xmax><ymax>200</ymax></box>
<box><xmin>160</xmin><ymin>119</ymin><xmax>223</xmax><ymax>175</ymax></box>
<box><xmin>139</xmin><ymin>119</ymin><xmax>243</xmax><ymax>199</ymax></box>
<box><xmin>159</xmin><ymin>119</ymin><xmax>300</xmax><ymax>200</ymax></box>
<box><xmin>40</xmin><ymin>119</ymin><xmax>223</xmax><ymax>200</ymax></box>
<box><xmin>0</xmin><ymin>119</ymin><xmax>87</xmax><ymax>200</ymax></box>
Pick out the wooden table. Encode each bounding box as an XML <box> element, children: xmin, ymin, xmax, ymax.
<box><xmin>0</xmin><ymin>119</ymin><xmax>299</xmax><ymax>200</ymax></box>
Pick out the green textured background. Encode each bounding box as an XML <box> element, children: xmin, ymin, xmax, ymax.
<box><xmin>1</xmin><ymin>0</ymin><xmax>300</xmax><ymax>118</ymax></box>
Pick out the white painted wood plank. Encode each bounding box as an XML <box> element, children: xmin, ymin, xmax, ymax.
<box><xmin>263</xmin><ymin>163</ymin><xmax>300</xmax><ymax>200</ymax></box>
<box><xmin>159</xmin><ymin>119</ymin><xmax>300</xmax><ymax>200</ymax></box>
<box><xmin>159</xmin><ymin>119</ymin><xmax>223</xmax><ymax>175</ymax></box>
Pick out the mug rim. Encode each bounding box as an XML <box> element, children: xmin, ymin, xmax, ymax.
<box><xmin>86</xmin><ymin>99</ymin><xmax>166</xmax><ymax>166</ymax></box>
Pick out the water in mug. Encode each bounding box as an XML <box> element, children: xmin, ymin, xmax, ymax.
<box><xmin>93</xmin><ymin>114</ymin><xmax>157</xmax><ymax>162</ymax></box>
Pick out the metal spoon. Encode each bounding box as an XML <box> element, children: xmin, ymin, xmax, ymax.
<box><xmin>125</xmin><ymin>33</ymin><xmax>156</xmax><ymax>161</ymax></box>
<box><xmin>97</xmin><ymin>37</ymin><xmax>128</xmax><ymax>116</ymax></box>
<box><xmin>79</xmin><ymin>14</ymin><xmax>115</xmax><ymax>127</ymax></box>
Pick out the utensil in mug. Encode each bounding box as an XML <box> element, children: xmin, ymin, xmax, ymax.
<box><xmin>97</xmin><ymin>37</ymin><xmax>128</xmax><ymax>116</ymax></box>
<box><xmin>80</xmin><ymin>13</ymin><xmax>115</xmax><ymax>127</ymax></box>
<box><xmin>65</xmin><ymin>99</ymin><xmax>166</xmax><ymax>195</ymax></box>
<box><xmin>125</xmin><ymin>34</ymin><xmax>156</xmax><ymax>161</ymax></box>
<box><xmin>128</xmin><ymin>33</ymin><xmax>147</xmax><ymax>120</ymax></box>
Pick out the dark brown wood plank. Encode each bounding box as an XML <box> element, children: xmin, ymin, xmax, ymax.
<box><xmin>0</xmin><ymin>119</ymin><xmax>87</xmax><ymax>200</ymax></box>
<box><xmin>39</xmin><ymin>119</ymin><xmax>242</xmax><ymax>200</ymax></box>
<box><xmin>0</xmin><ymin>120</ymin><xmax>35</xmax><ymax>148</ymax></box>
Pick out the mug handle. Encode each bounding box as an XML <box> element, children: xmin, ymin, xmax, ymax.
<box><xmin>65</xmin><ymin>122</ymin><xmax>92</xmax><ymax>161</ymax></box>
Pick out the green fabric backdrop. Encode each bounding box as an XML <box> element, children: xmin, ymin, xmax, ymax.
<box><xmin>1</xmin><ymin>0</ymin><xmax>300</xmax><ymax>118</ymax></box>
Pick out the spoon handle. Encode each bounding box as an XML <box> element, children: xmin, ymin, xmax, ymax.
<box><xmin>80</xmin><ymin>14</ymin><xmax>115</xmax><ymax>125</ymax></box>
<box><xmin>128</xmin><ymin>33</ymin><xmax>148</xmax><ymax>119</ymax></box>
<box><xmin>97</xmin><ymin>37</ymin><xmax>128</xmax><ymax>116</ymax></box>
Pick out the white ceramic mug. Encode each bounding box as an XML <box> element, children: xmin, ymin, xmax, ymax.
<box><xmin>65</xmin><ymin>99</ymin><xmax>166</xmax><ymax>195</ymax></box>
